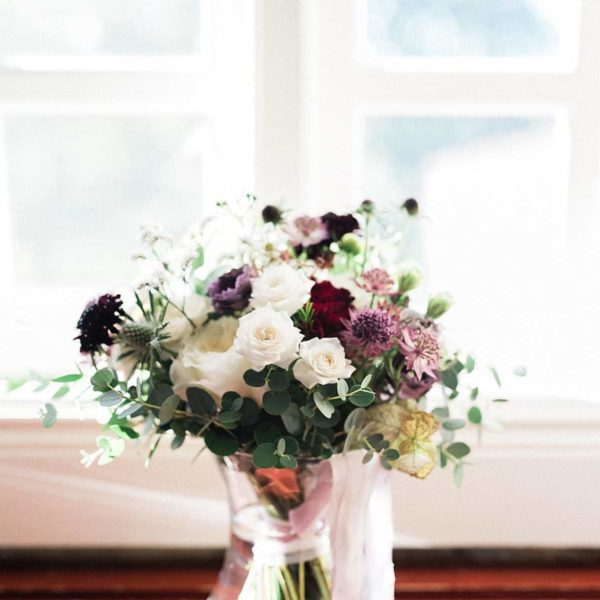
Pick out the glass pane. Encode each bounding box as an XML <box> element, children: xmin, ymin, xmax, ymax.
<box><xmin>361</xmin><ymin>116</ymin><xmax>589</xmax><ymax>401</ymax></box>
<box><xmin>365</xmin><ymin>0</ymin><xmax>580</xmax><ymax>60</ymax></box>
<box><xmin>4</xmin><ymin>116</ymin><xmax>205</xmax><ymax>286</ymax></box>
<box><xmin>0</xmin><ymin>0</ymin><xmax>202</xmax><ymax>56</ymax></box>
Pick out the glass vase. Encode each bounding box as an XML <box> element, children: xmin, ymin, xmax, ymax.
<box><xmin>209</xmin><ymin>453</ymin><xmax>332</xmax><ymax>600</ymax></box>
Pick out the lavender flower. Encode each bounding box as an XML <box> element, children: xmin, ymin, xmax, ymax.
<box><xmin>341</xmin><ymin>307</ymin><xmax>398</xmax><ymax>358</ymax></box>
<box><xmin>399</xmin><ymin>369</ymin><xmax>438</xmax><ymax>400</ymax></box>
<box><xmin>208</xmin><ymin>266</ymin><xmax>252</xmax><ymax>314</ymax></box>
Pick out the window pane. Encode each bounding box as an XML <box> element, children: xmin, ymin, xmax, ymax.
<box><xmin>365</xmin><ymin>0</ymin><xmax>580</xmax><ymax>60</ymax></box>
<box><xmin>361</xmin><ymin>116</ymin><xmax>593</xmax><ymax>401</ymax></box>
<box><xmin>3</xmin><ymin>116</ymin><xmax>205</xmax><ymax>286</ymax></box>
<box><xmin>0</xmin><ymin>0</ymin><xmax>202</xmax><ymax>56</ymax></box>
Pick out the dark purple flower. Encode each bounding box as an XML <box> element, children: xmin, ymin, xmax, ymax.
<box><xmin>208</xmin><ymin>266</ymin><xmax>252</xmax><ymax>314</ymax></box>
<box><xmin>399</xmin><ymin>369</ymin><xmax>439</xmax><ymax>400</ymax></box>
<box><xmin>261</xmin><ymin>205</ymin><xmax>283</xmax><ymax>225</ymax></box>
<box><xmin>402</xmin><ymin>198</ymin><xmax>419</xmax><ymax>216</ymax></box>
<box><xmin>76</xmin><ymin>294</ymin><xmax>124</xmax><ymax>354</ymax></box>
<box><xmin>321</xmin><ymin>212</ymin><xmax>359</xmax><ymax>241</ymax></box>
<box><xmin>341</xmin><ymin>307</ymin><xmax>398</xmax><ymax>358</ymax></box>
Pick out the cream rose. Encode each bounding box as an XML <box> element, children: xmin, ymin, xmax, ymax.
<box><xmin>183</xmin><ymin>317</ymin><xmax>238</xmax><ymax>356</ymax></box>
<box><xmin>234</xmin><ymin>305</ymin><xmax>302</xmax><ymax>369</ymax></box>
<box><xmin>163</xmin><ymin>294</ymin><xmax>211</xmax><ymax>347</ymax></box>
<box><xmin>250</xmin><ymin>263</ymin><xmax>312</xmax><ymax>315</ymax></box>
<box><xmin>170</xmin><ymin>349</ymin><xmax>264</xmax><ymax>405</ymax></box>
<box><xmin>293</xmin><ymin>337</ymin><xmax>354</xmax><ymax>389</ymax></box>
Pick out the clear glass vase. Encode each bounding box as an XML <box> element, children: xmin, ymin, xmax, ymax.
<box><xmin>209</xmin><ymin>453</ymin><xmax>333</xmax><ymax>600</ymax></box>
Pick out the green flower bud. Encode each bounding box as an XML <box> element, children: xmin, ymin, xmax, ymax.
<box><xmin>358</xmin><ymin>199</ymin><xmax>375</xmax><ymax>215</ymax></box>
<box><xmin>120</xmin><ymin>321</ymin><xmax>155</xmax><ymax>349</ymax></box>
<box><xmin>426</xmin><ymin>292</ymin><xmax>454</xmax><ymax>319</ymax></box>
<box><xmin>338</xmin><ymin>233</ymin><xmax>363</xmax><ymax>256</ymax></box>
<box><xmin>397</xmin><ymin>262</ymin><xmax>423</xmax><ymax>293</ymax></box>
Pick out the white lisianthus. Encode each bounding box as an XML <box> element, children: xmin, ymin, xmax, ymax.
<box><xmin>170</xmin><ymin>349</ymin><xmax>263</xmax><ymax>405</ymax></box>
<box><xmin>293</xmin><ymin>337</ymin><xmax>355</xmax><ymax>389</ymax></box>
<box><xmin>163</xmin><ymin>294</ymin><xmax>211</xmax><ymax>347</ymax></box>
<box><xmin>234</xmin><ymin>305</ymin><xmax>302</xmax><ymax>369</ymax></box>
<box><xmin>250</xmin><ymin>264</ymin><xmax>312</xmax><ymax>315</ymax></box>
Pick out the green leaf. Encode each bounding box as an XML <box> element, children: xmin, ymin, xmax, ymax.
<box><xmin>171</xmin><ymin>434</ymin><xmax>185</xmax><ymax>450</ymax></box>
<box><xmin>383</xmin><ymin>448</ymin><xmax>399</xmax><ymax>461</ymax></box>
<box><xmin>300</xmin><ymin>405</ymin><xmax>315</xmax><ymax>418</ymax></box>
<box><xmin>442</xmin><ymin>418</ymin><xmax>466</xmax><ymax>431</ymax></box>
<box><xmin>204</xmin><ymin>427</ymin><xmax>237</xmax><ymax>456</ymax></box>
<box><xmin>221</xmin><ymin>392</ymin><xmax>243</xmax><ymax>413</ymax></box>
<box><xmin>98</xmin><ymin>391</ymin><xmax>121</xmax><ymax>407</ymax></box>
<box><xmin>453</xmin><ymin>463</ymin><xmax>464</xmax><ymax>489</ymax></box>
<box><xmin>117</xmin><ymin>402</ymin><xmax>144</xmax><ymax>419</ymax></box>
<box><xmin>240</xmin><ymin>398</ymin><xmax>260</xmax><ymax>426</ymax></box>
<box><xmin>219</xmin><ymin>410</ymin><xmax>241</xmax><ymax>425</ymax></box>
<box><xmin>441</xmin><ymin>369</ymin><xmax>458</xmax><ymax>390</ymax></box>
<box><xmin>470</xmin><ymin>387</ymin><xmax>479</xmax><ymax>400</ymax></box>
<box><xmin>448</xmin><ymin>390</ymin><xmax>459</xmax><ymax>400</ymax></box>
<box><xmin>313</xmin><ymin>392</ymin><xmax>334</xmax><ymax>418</ymax></box>
<box><xmin>279</xmin><ymin>455</ymin><xmax>297</xmax><ymax>468</ymax></box>
<box><xmin>362</xmin><ymin>450</ymin><xmax>374</xmax><ymax>464</ymax></box>
<box><xmin>52</xmin><ymin>385</ymin><xmax>69</xmax><ymax>400</ymax></box>
<box><xmin>281</xmin><ymin>436</ymin><xmax>299</xmax><ymax>455</ymax></box>
<box><xmin>465</xmin><ymin>355</ymin><xmax>475</xmax><ymax>373</ymax></box>
<box><xmin>514</xmin><ymin>365</ymin><xmax>527</xmax><ymax>377</ymax></box>
<box><xmin>6</xmin><ymin>378</ymin><xmax>27</xmax><ymax>392</ymax></box>
<box><xmin>344</xmin><ymin>407</ymin><xmax>366</xmax><ymax>433</ymax></box>
<box><xmin>254</xmin><ymin>422</ymin><xmax>282</xmax><ymax>444</ymax></box>
<box><xmin>243</xmin><ymin>368</ymin><xmax>267</xmax><ymax>387</ymax></box>
<box><xmin>159</xmin><ymin>395</ymin><xmax>180</xmax><ymax>423</ymax></box>
<box><xmin>490</xmin><ymin>367</ymin><xmax>502</xmax><ymax>387</ymax></box>
<box><xmin>52</xmin><ymin>373</ymin><xmax>83</xmax><ymax>383</ymax></box>
<box><xmin>187</xmin><ymin>387</ymin><xmax>217</xmax><ymax>417</ymax></box>
<box><xmin>336</xmin><ymin>379</ymin><xmax>349</xmax><ymax>400</ymax></box>
<box><xmin>191</xmin><ymin>246</ymin><xmax>204</xmax><ymax>270</ymax></box>
<box><xmin>110</xmin><ymin>425</ymin><xmax>140</xmax><ymax>440</ymax></box>
<box><xmin>349</xmin><ymin>387</ymin><xmax>375</xmax><ymax>407</ymax></box>
<box><xmin>439</xmin><ymin>449</ymin><xmax>447</xmax><ymax>468</ymax></box>
<box><xmin>493</xmin><ymin>398</ymin><xmax>509</xmax><ymax>403</ymax></box>
<box><xmin>468</xmin><ymin>406</ymin><xmax>482</xmax><ymax>424</ymax></box>
<box><xmin>360</xmin><ymin>374</ymin><xmax>372</xmax><ymax>388</ymax></box>
<box><xmin>268</xmin><ymin>370</ymin><xmax>289</xmax><ymax>392</ymax></box>
<box><xmin>263</xmin><ymin>390</ymin><xmax>291</xmax><ymax>416</ymax></box>
<box><xmin>446</xmin><ymin>442</ymin><xmax>471</xmax><ymax>459</ymax></box>
<box><xmin>252</xmin><ymin>442</ymin><xmax>277</xmax><ymax>468</ymax></box>
<box><xmin>432</xmin><ymin>406</ymin><xmax>449</xmax><ymax>420</ymax></box>
<box><xmin>276</xmin><ymin>438</ymin><xmax>286</xmax><ymax>454</ymax></box>
<box><xmin>91</xmin><ymin>369</ymin><xmax>115</xmax><ymax>392</ymax></box>
<box><xmin>281</xmin><ymin>403</ymin><xmax>303</xmax><ymax>436</ymax></box>
<box><xmin>41</xmin><ymin>402</ymin><xmax>57</xmax><ymax>428</ymax></box>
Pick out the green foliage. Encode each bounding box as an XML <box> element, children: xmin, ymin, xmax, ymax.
<box><xmin>158</xmin><ymin>395</ymin><xmax>180</xmax><ymax>423</ymax></box>
<box><xmin>52</xmin><ymin>373</ymin><xmax>83</xmax><ymax>383</ymax></box>
<box><xmin>91</xmin><ymin>369</ymin><xmax>115</xmax><ymax>392</ymax></box>
<box><xmin>442</xmin><ymin>418</ymin><xmax>466</xmax><ymax>431</ymax></box>
<box><xmin>204</xmin><ymin>427</ymin><xmax>237</xmax><ymax>456</ymax></box>
<box><xmin>252</xmin><ymin>442</ymin><xmax>277</xmax><ymax>468</ymax></box>
<box><xmin>186</xmin><ymin>387</ymin><xmax>217</xmax><ymax>417</ymax></box>
<box><xmin>263</xmin><ymin>390</ymin><xmax>291</xmax><ymax>416</ymax></box>
<box><xmin>243</xmin><ymin>368</ymin><xmax>268</xmax><ymax>387</ymax></box>
<box><xmin>40</xmin><ymin>402</ymin><xmax>57</xmax><ymax>428</ymax></box>
<box><xmin>446</xmin><ymin>442</ymin><xmax>470</xmax><ymax>459</ymax></box>
<box><xmin>467</xmin><ymin>406</ymin><xmax>482</xmax><ymax>424</ymax></box>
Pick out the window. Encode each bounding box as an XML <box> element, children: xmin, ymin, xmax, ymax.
<box><xmin>0</xmin><ymin>0</ymin><xmax>254</xmax><ymax>380</ymax></box>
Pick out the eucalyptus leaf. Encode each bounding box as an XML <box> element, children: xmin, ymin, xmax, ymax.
<box><xmin>98</xmin><ymin>391</ymin><xmax>122</xmax><ymax>407</ymax></box>
<box><xmin>41</xmin><ymin>402</ymin><xmax>57</xmax><ymax>428</ymax></box>
<box><xmin>91</xmin><ymin>369</ymin><xmax>115</xmax><ymax>392</ymax></box>
<box><xmin>442</xmin><ymin>418</ymin><xmax>466</xmax><ymax>431</ymax></box>
<box><xmin>441</xmin><ymin>369</ymin><xmax>458</xmax><ymax>390</ymax></box>
<box><xmin>52</xmin><ymin>373</ymin><xmax>83</xmax><ymax>383</ymax></box>
<box><xmin>52</xmin><ymin>385</ymin><xmax>69</xmax><ymax>400</ymax></box>
<box><xmin>468</xmin><ymin>406</ymin><xmax>482</xmax><ymax>424</ymax></box>
<box><xmin>268</xmin><ymin>370</ymin><xmax>289</xmax><ymax>392</ymax></box>
<box><xmin>204</xmin><ymin>427</ymin><xmax>237</xmax><ymax>456</ymax></box>
<box><xmin>187</xmin><ymin>387</ymin><xmax>217</xmax><ymax>417</ymax></box>
<box><xmin>313</xmin><ymin>392</ymin><xmax>334</xmax><ymax>418</ymax></box>
<box><xmin>263</xmin><ymin>390</ymin><xmax>291</xmax><ymax>416</ymax></box>
<box><xmin>159</xmin><ymin>395</ymin><xmax>180</xmax><ymax>423</ymax></box>
<box><xmin>453</xmin><ymin>463</ymin><xmax>464</xmax><ymax>488</ymax></box>
<box><xmin>446</xmin><ymin>442</ymin><xmax>471</xmax><ymax>459</ymax></box>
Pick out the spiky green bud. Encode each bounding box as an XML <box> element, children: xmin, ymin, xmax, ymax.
<box><xmin>120</xmin><ymin>321</ymin><xmax>155</xmax><ymax>349</ymax></box>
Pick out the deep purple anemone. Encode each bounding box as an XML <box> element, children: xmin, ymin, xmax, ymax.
<box><xmin>208</xmin><ymin>266</ymin><xmax>252</xmax><ymax>314</ymax></box>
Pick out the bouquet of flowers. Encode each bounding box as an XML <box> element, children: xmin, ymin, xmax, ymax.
<box><xmin>38</xmin><ymin>196</ymin><xmax>511</xmax><ymax>600</ymax></box>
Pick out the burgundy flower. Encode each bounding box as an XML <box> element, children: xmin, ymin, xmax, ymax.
<box><xmin>321</xmin><ymin>212</ymin><xmax>359</xmax><ymax>241</ymax></box>
<box><xmin>310</xmin><ymin>280</ymin><xmax>354</xmax><ymax>337</ymax></box>
<box><xmin>76</xmin><ymin>294</ymin><xmax>124</xmax><ymax>354</ymax></box>
<box><xmin>208</xmin><ymin>266</ymin><xmax>252</xmax><ymax>314</ymax></box>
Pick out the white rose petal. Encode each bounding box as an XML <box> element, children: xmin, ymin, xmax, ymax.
<box><xmin>163</xmin><ymin>294</ymin><xmax>211</xmax><ymax>348</ymax></box>
<box><xmin>183</xmin><ymin>317</ymin><xmax>238</xmax><ymax>357</ymax></box>
<box><xmin>234</xmin><ymin>305</ymin><xmax>302</xmax><ymax>369</ymax></box>
<box><xmin>293</xmin><ymin>337</ymin><xmax>355</xmax><ymax>389</ymax></box>
<box><xmin>250</xmin><ymin>264</ymin><xmax>312</xmax><ymax>315</ymax></box>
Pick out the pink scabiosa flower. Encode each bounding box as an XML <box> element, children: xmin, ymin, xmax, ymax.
<box><xmin>285</xmin><ymin>215</ymin><xmax>328</xmax><ymax>248</ymax></box>
<box><xmin>357</xmin><ymin>268</ymin><xmax>396</xmax><ymax>295</ymax></box>
<box><xmin>341</xmin><ymin>307</ymin><xmax>398</xmax><ymax>358</ymax></box>
<box><xmin>398</xmin><ymin>326</ymin><xmax>441</xmax><ymax>380</ymax></box>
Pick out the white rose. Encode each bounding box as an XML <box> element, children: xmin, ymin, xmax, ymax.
<box><xmin>183</xmin><ymin>317</ymin><xmax>238</xmax><ymax>356</ymax></box>
<box><xmin>293</xmin><ymin>337</ymin><xmax>355</xmax><ymax>389</ymax></box>
<box><xmin>250</xmin><ymin>264</ymin><xmax>312</xmax><ymax>315</ymax></box>
<box><xmin>170</xmin><ymin>349</ymin><xmax>264</xmax><ymax>405</ymax></box>
<box><xmin>163</xmin><ymin>294</ymin><xmax>211</xmax><ymax>347</ymax></box>
<box><xmin>234</xmin><ymin>305</ymin><xmax>302</xmax><ymax>369</ymax></box>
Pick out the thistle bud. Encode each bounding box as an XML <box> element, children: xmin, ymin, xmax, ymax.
<box><xmin>358</xmin><ymin>199</ymin><xmax>375</xmax><ymax>215</ymax></box>
<box><xmin>338</xmin><ymin>232</ymin><xmax>362</xmax><ymax>256</ymax></box>
<box><xmin>426</xmin><ymin>292</ymin><xmax>454</xmax><ymax>319</ymax></box>
<box><xmin>261</xmin><ymin>204</ymin><xmax>283</xmax><ymax>225</ymax></box>
<box><xmin>402</xmin><ymin>198</ymin><xmax>419</xmax><ymax>216</ymax></box>
<box><xmin>120</xmin><ymin>321</ymin><xmax>155</xmax><ymax>349</ymax></box>
<box><xmin>397</xmin><ymin>262</ymin><xmax>423</xmax><ymax>293</ymax></box>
